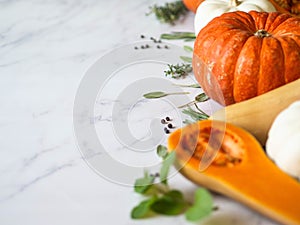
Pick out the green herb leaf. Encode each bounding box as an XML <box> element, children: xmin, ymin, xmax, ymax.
<box><xmin>157</xmin><ymin>145</ymin><xmax>169</xmax><ymax>159</ymax></box>
<box><xmin>180</xmin><ymin>56</ymin><xmax>192</xmax><ymax>63</ymax></box>
<box><xmin>195</xmin><ymin>93</ymin><xmax>210</xmax><ymax>102</ymax></box>
<box><xmin>182</xmin><ymin>106</ymin><xmax>209</xmax><ymax>122</ymax></box>
<box><xmin>165</xmin><ymin>63</ymin><xmax>192</xmax><ymax>79</ymax></box>
<box><xmin>134</xmin><ymin>171</ymin><xmax>155</xmax><ymax>194</ymax></box>
<box><xmin>131</xmin><ymin>196</ymin><xmax>157</xmax><ymax>219</ymax></box>
<box><xmin>161</xmin><ymin>32</ymin><xmax>196</xmax><ymax>40</ymax></box>
<box><xmin>147</xmin><ymin>1</ymin><xmax>188</xmax><ymax>25</ymax></box>
<box><xmin>173</xmin><ymin>83</ymin><xmax>201</xmax><ymax>88</ymax></box>
<box><xmin>183</xmin><ymin>45</ymin><xmax>193</xmax><ymax>52</ymax></box>
<box><xmin>185</xmin><ymin>188</ymin><xmax>214</xmax><ymax>221</ymax></box>
<box><xmin>143</xmin><ymin>91</ymin><xmax>167</xmax><ymax>98</ymax></box>
<box><xmin>160</xmin><ymin>151</ymin><xmax>176</xmax><ymax>184</ymax></box>
<box><xmin>143</xmin><ymin>91</ymin><xmax>189</xmax><ymax>99</ymax></box>
<box><xmin>151</xmin><ymin>190</ymin><xmax>187</xmax><ymax>215</ymax></box>
<box><xmin>178</xmin><ymin>93</ymin><xmax>209</xmax><ymax>109</ymax></box>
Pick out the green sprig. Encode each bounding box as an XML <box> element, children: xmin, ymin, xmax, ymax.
<box><xmin>147</xmin><ymin>1</ymin><xmax>188</xmax><ymax>25</ymax></box>
<box><xmin>143</xmin><ymin>91</ymin><xmax>189</xmax><ymax>99</ymax></box>
<box><xmin>131</xmin><ymin>145</ymin><xmax>216</xmax><ymax>221</ymax></box>
<box><xmin>182</xmin><ymin>105</ymin><xmax>209</xmax><ymax>123</ymax></box>
<box><xmin>164</xmin><ymin>63</ymin><xmax>192</xmax><ymax>79</ymax></box>
<box><xmin>160</xmin><ymin>32</ymin><xmax>196</xmax><ymax>40</ymax></box>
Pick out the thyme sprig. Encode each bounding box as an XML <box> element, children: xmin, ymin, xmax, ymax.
<box><xmin>165</xmin><ymin>63</ymin><xmax>192</xmax><ymax>79</ymax></box>
<box><xmin>147</xmin><ymin>1</ymin><xmax>188</xmax><ymax>25</ymax></box>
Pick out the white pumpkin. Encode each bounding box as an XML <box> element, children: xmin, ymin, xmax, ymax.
<box><xmin>194</xmin><ymin>0</ymin><xmax>277</xmax><ymax>35</ymax></box>
<box><xmin>266</xmin><ymin>101</ymin><xmax>300</xmax><ymax>180</ymax></box>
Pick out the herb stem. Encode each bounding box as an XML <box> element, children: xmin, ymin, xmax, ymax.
<box><xmin>168</xmin><ymin>91</ymin><xmax>190</xmax><ymax>96</ymax></box>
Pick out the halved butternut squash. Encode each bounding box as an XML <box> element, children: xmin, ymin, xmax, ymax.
<box><xmin>168</xmin><ymin>120</ymin><xmax>300</xmax><ymax>225</ymax></box>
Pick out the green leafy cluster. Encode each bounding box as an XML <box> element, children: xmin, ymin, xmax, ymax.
<box><xmin>164</xmin><ymin>63</ymin><xmax>192</xmax><ymax>79</ymax></box>
<box><xmin>131</xmin><ymin>145</ymin><xmax>215</xmax><ymax>221</ymax></box>
<box><xmin>148</xmin><ymin>1</ymin><xmax>188</xmax><ymax>25</ymax></box>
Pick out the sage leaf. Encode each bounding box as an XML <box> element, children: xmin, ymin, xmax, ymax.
<box><xmin>143</xmin><ymin>91</ymin><xmax>190</xmax><ymax>99</ymax></box>
<box><xmin>173</xmin><ymin>83</ymin><xmax>201</xmax><ymax>88</ymax></box>
<box><xmin>160</xmin><ymin>32</ymin><xmax>196</xmax><ymax>40</ymax></box>
<box><xmin>180</xmin><ymin>56</ymin><xmax>192</xmax><ymax>63</ymax></box>
<box><xmin>195</xmin><ymin>93</ymin><xmax>209</xmax><ymax>102</ymax></box>
<box><xmin>185</xmin><ymin>188</ymin><xmax>214</xmax><ymax>221</ymax></box>
<box><xmin>183</xmin><ymin>45</ymin><xmax>193</xmax><ymax>52</ymax></box>
<box><xmin>143</xmin><ymin>91</ymin><xmax>167</xmax><ymax>98</ymax></box>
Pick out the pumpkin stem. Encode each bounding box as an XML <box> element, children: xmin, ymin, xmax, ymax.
<box><xmin>230</xmin><ymin>0</ymin><xmax>240</xmax><ymax>7</ymax></box>
<box><xmin>254</xmin><ymin>29</ymin><xmax>271</xmax><ymax>38</ymax></box>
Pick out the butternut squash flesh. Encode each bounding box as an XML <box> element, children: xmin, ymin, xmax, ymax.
<box><xmin>168</xmin><ymin>120</ymin><xmax>300</xmax><ymax>225</ymax></box>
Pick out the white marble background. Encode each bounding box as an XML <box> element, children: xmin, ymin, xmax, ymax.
<box><xmin>0</xmin><ymin>0</ymin><xmax>279</xmax><ymax>225</ymax></box>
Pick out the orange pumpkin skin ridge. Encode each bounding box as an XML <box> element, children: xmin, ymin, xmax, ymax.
<box><xmin>182</xmin><ymin>0</ymin><xmax>204</xmax><ymax>13</ymax></box>
<box><xmin>193</xmin><ymin>11</ymin><xmax>300</xmax><ymax>106</ymax></box>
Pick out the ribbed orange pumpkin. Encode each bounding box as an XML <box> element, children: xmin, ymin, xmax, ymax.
<box><xmin>268</xmin><ymin>0</ymin><xmax>300</xmax><ymax>16</ymax></box>
<box><xmin>193</xmin><ymin>11</ymin><xmax>300</xmax><ymax>106</ymax></box>
<box><xmin>182</xmin><ymin>0</ymin><xmax>204</xmax><ymax>13</ymax></box>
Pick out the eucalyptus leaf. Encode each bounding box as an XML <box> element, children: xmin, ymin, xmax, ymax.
<box><xmin>160</xmin><ymin>151</ymin><xmax>176</xmax><ymax>184</ymax></box>
<box><xmin>131</xmin><ymin>196</ymin><xmax>157</xmax><ymax>219</ymax></box>
<box><xmin>157</xmin><ymin>145</ymin><xmax>168</xmax><ymax>159</ymax></box>
<box><xmin>134</xmin><ymin>171</ymin><xmax>155</xmax><ymax>194</ymax></box>
<box><xmin>151</xmin><ymin>190</ymin><xmax>187</xmax><ymax>215</ymax></box>
<box><xmin>185</xmin><ymin>188</ymin><xmax>214</xmax><ymax>221</ymax></box>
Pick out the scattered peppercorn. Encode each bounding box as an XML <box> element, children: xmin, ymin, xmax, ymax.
<box><xmin>167</xmin><ymin>123</ymin><xmax>173</xmax><ymax>129</ymax></box>
<box><xmin>157</xmin><ymin>45</ymin><xmax>161</xmax><ymax>49</ymax></box>
<box><xmin>164</xmin><ymin>127</ymin><xmax>170</xmax><ymax>134</ymax></box>
<box><xmin>165</xmin><ymin>116</ymin><xmax>171</xmax><ymax>121</ymax></box>
<box><xmin>140</xmin><ymin>34</ymin><xmax>145</xmax><ymax>39</ymax></box>
<box><xmin>145</xmin><ymin>44</ymin><xmax>150</xmax><ymax>48</ymax></box>
<box><xmin>161</xmin><ymin>119</ymin><xmax>167</xmax><ymax>124</ymax></box>
<box><xmin>134</xmin><ymin>46</ymin><xmax>138</xmax><ymax>50</ymax></box>
<box><xmin>164</xmin><ymin>45</ymin><xmax>169</xmax><ymax>49</ymax></box>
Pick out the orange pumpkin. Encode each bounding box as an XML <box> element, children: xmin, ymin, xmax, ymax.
<box><xmin>268</xmin><ymin>0</ymin><xmax>300</xmax><ymax>15</ymax></box>
<box><xmin>182</xmin><ymin>0</ymin><xmax>204</xmax><ymax>13</ymax></box>
<box><xmin>193</xmin><ymin>11</ymin><xmax>300</xmax><ymax>106</ymax></box>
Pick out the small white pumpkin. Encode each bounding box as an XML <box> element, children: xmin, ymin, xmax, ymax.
<box><xmin>194</xmin><ymin>0</ymin><xmax>277</xmax><ymax>35</ymax></box>
<box><xmin>266</xmin><ymin>100</ymin><xmax>300</xmax><ymax>180</ymax></box>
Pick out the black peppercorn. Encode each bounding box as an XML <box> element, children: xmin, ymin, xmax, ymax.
<box><xmin>167</xmin><ymin>123</ymin><xmax>173</xmax><ymax>129</ymax></box>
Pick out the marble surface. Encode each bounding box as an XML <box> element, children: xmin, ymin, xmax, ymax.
<box><xmin>0</xmin><ymin>1</ymin><xmax>280</xmax><ymax>225</ymax></box>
